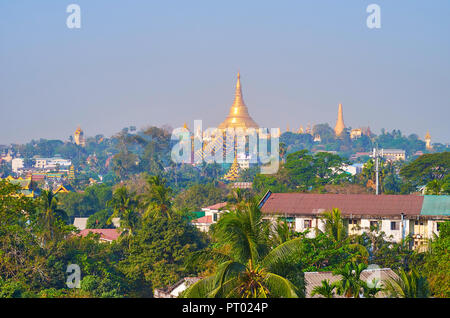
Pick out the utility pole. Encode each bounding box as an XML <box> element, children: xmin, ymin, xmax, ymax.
<box><xmin>373</xmin><ymin>147</ymin><xmax>381</xmax><ymax>195</ymax></box>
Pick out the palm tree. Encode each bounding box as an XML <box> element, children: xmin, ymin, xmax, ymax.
<box><xmin>38</xmin><ymin>190</ymin><xmax>68</xmax><ymax>244</ymax></box>
<box><xmin>107</xmin><ymin>186</ymin><xmax>139</xmax><ymax>235</ymax></box>
<box><xmin>333</xmin><ymin>262</ymin><xmax>367</xmax><ymax>298</ymax></box>
<box><xmin>321</xmin><ymin>208</ymin><xmax>347</xmax><ymax>242</ymax></box>
<box><xmin>139</xmin><ymin>175</ymin><xmax>173</xmax><ymax>218</ymax></box>
<box><xmin>384</xmin><ymin>268</ymin><xmax>430</xmax><ymax>298</ymax></box>
<box><xmin>311</xmin><ymin>279</ymin><xmax>336</xmax><ymax>298</ymax></box>
<box><xmin>182</xmin><ymin>201</ymin><xmax>303</xmax><ymax>298</ymax></box>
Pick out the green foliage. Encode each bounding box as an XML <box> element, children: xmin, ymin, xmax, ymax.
<box><xmin>253</xmin><ymin>150</ymin><xmax>350</xmax><ymax>194</ymax></box>
<box><xmin>118</xmin><ymin>213</ymin><xmax>208</xmax><ymax>292</ymax></box>
<box><xmin>421</xmin><ymin>221</ymin><xmax>450</xmax><ymax>297</ymax></box>
<box><xmin>183</xmin><ymin>201</ymin><xmax>304</xmax><ymax>298</ymax></box>
<box><xmin>86</xmin><ymin>209</ymin><xmax>114</xmax><ymax>229</ymax></box>
<box><xmin>400</xmin><ymin>152</ymin><xmax>450</xmax><ymax>187</ymax></box>
<box><xmin>173</xmin><ymin>182</ymin><xmax>228</xmax><ymax>212</ymax></box>
<box><xmin>58</xmin><ymin>183</ymin><xmax>113</xmax><ymax>219</ymax></box>
<box><xmin>384</xmin><ymin>268</ymin><xmax>430</xmax><ymax>298</ymax></box>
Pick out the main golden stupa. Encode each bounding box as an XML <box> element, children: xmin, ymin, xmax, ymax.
<box><xmin>218</xmin><ymin>72</ymin><xmax>259</xmax><ymax>130</ymax></box>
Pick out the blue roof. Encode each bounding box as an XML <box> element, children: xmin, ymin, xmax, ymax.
<box><xmin>420</xmin><ymin>195</ymin><xmax>450</xmax><ymax>216</ymax></box>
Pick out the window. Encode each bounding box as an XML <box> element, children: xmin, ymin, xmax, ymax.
<box><xmin>213</xmin><ymin>213</ymin><xmax>217</xmax><ymax>222</ymax></box>
<box><xmin>304</xmin><ymin>220</ymin><xmax>312</xmax><ymax>228</ymax></box>
<box><xmin>349</xmin><ymin>219</ymin><xmax>358</xmax><ymax>225</ymax></box>
<box><xmin>437</xmin><ymin>223</ymin><xmax>441</xmax><ymax>232</ymax></box>
<box><xmin>390</xmin><ymin>221</ymin><xmax>399</xmax><ymax>231</ymax></box>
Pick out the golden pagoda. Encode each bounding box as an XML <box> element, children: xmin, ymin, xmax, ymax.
<box><xmin>223</xmin><ymin>156</ymin><xmax>240</xmax><ymax>181</ymax></box>
<box><xmin>334</xmin><ymin>103</ymin><xmax>345</xmax><ymax>136</ymax></box>
<box><xmin>425</xmin><ymin>130</ymin><xmax>432</xmax><ymax>150</ymax></box>
<box><xmin>218</xmin><ymin>72</ymin><xmax>259</xmax><ymax>130</ymax></box>
<box><xmin>74</xmin><ymin>126</ymin><xmax>85</xmax><ymax>147</ymax></box>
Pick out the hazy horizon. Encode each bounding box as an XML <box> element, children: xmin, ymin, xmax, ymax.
<box><xmin>1</xmin><ymin>1</ymin><xmax>449</xmax><ymax>145</ymax></box>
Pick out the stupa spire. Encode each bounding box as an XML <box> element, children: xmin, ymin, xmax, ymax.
<box><xmin>334</xmin><ymin>103</ymin><xmax>345</xmax><ymax>136</ymax></box>
<box><xmin>218</xmin><ymin>72</ymin><xmax>259</xmax><ymax>129</ymax></box>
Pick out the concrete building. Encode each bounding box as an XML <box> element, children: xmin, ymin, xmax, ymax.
<box><xmin>376</xmin><ymin>149</ymin><xmax>406</xmax><ymax>161</ymax></box>
<box><xmin>259</xmin><ymin>191</ymin><xmax>450</xmax><ymax>248</ymax></box>
<box><xmin>191</xmin><ymin>202</ymin><xmax>227</xmax><ymax>232</ymax></box>
<box><xmin>11</xmin><ymin>158</ymin><xmax>24</xmax><ymax>173</ymax></box>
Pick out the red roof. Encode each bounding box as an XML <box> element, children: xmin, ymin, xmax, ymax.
<box><xmin>78</xmin><ymin>229</ymin><xmax>121</xmax><ymax>241</ymax></box>
<box><xmin>260</xmin><ymin>193</ymin><xmax>424</xmax><ymax>217</ymax></box>
<box><xmin>192</xmin><ymin>215</ymin><xmax>213</xmax><ymax>224</ymax></box>
<box><xmin>203</xmin><ymin>202</ymin><xmax>227</xmax><ymax>210</ymax></box>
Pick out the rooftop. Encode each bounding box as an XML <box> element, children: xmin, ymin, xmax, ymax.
<box><xmin>260</xmin><ymin>192</ymin><xmax>425</xmax><ymax>217</ymax></box>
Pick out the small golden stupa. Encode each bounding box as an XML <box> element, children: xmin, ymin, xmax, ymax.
<box><xmin>223</xmin><ymin>156</ymin><xmax>240</xmax><ymax>181</ymax></box>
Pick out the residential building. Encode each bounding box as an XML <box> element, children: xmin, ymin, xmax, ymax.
<box><xmin>34</xmin><ymin>156</ymin><xmax>72</xmax><ymax>170</ymax></box>
<box><xmin>258</xmin><ymin>191</ymin><xmax>450</xmax><ymax>248</ymax></box>
<box><xmin>12</xmin><ymin>158</ymin><xmax>24</xmax><ymax>173</ymax></box>
<box><xmin>377</xmin><ymin>149</ymin><xmax>406</xmax><ymax>161</ymax></box>
<box><xmin>77</xmin><ymin>229</ymin><xmax>121</xmax><ymax>243</ymax></box>
<box><xmin>191</xmin><ymin>202</ymin><xmax>227</xmax><ymax>232</ymax></box>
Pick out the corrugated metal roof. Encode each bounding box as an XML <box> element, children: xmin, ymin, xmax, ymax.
<box><xmin>421</xmin><ymin>195</ymin><xmax>450</xmax><ymax>216</ymax></box>
<box><xmin>305</xmin><ymin>268</ymin><xmax>397</xmax><ymax>298</ymax></box>
<box><xmin>260</xmin><ymin>193</ymin><xmax>424</xmax><ymax>217</ymax></box>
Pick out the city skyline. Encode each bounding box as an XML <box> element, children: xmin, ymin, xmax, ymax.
<box><xmin>1</xmin><ymin>1</ymin><xmax>449</xmax><ymax>144</ymax></box>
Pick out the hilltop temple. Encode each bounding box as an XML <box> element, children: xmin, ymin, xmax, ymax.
<box><xmin>74</xmin><ymin>126</ymin><xmax>85</xmax><ymax>147</ymax></box>
<box><xmin>188</xmin><ymin>73</ymin><xmax>260</xmax><ymax>181</ymax></box>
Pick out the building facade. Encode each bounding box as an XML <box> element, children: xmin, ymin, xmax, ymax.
<box><xmin>259</xmin><ymin>191</ymin><xmax>450</xmax><ymax>249</ymax></box>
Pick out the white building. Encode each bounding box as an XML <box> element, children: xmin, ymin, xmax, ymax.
<box><xmin>34</xmin><ymin>156</ymin><xmax>72</xmax><ymax>169</ymax></box>
<box><xmin>11</xmin><ymin>158</ymin><xmax>24</xmax><ymax>173</ymax></box>
<box><xmin>259</xmin><ymin>191</ymin><xmax>450</xmax><ymax>249</ymax></box>
<box><xmin>191</xmin><ymin>202</ymin><xmax>227</xmax><ymax>232</ymax></box>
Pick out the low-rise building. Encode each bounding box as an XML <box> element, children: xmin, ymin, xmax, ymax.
<box><xmin>377</xmin><ymin>149</ymin><xmax>406</xmax><ymax>161</ymax></box>
<box><xmin>77</xmin><ymin>229</ymin><xmax>121</xmax><ymax>243</ymax></box>
<box><xmin>191</xmin><ymin>202</ymin><xmax>227</xmax><ymax>232</ymax></box>
<box><xmin>259</xmin><ymin>191</ymin><xmax>450</xmax><ymax>248</ymax></box>
<box><xmin>11</xmin><ymin>158</ymin><xmax>24</xmax><ymax>173</ymax></box>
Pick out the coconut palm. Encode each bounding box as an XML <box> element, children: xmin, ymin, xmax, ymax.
<box><xmin>107</xmin><ymin>186</ymin><xmax>139</xmax><ymax>235</ymax></box>
<box><xmin>321</xmin><ymin>208</ymin><xmax>347</xmax><ymax>242</ymax></box>
<box><xmin>311</xmin><ymin>279</ymin><xmax>336</xmax><ymax>298</ymax></box>
<box><xmin>183</xmin><ymin>201</ymin><xmax>303</xmax><ymax>298</ymax></box>
<box><xmin>333</xmin><ymin>262</ymin><xmax>367</xmax><ymax>298</ymax></box>
<box><xmin>38</xmin><ymin>190</ymin><xmax>68</xmax><ymax>244</ymax></box>
<box><xmin>139</xmin><ymin>175</ymin><xmax>173</xmax><ymax>218</ymax></box>
<box><xmin>384</xmin><ymin>268</ymin><xmax>430</xmax><ymax>298</ymax></box>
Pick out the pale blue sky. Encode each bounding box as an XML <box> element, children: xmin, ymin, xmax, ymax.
<box><xmin>1</xmin><ymin>0</ymin><xmax>449</xmax><ymax>144</ymax></box>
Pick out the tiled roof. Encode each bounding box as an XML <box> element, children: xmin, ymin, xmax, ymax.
<box><xmin>192</xmin><ymin>215</ymin><xmax>213</xmax><ymax>224</ymax></box>
<box><xmin>78</xmin><ymin>229</ymin><xmax>121</xmax><ymax>241</ymax></box>
<box><xmin>260</xmin><ymin>193</ymin><xmax>424</xmax><ymax>217</ymax></box>
<box><xmin>305</xmin><ymin>268</ymin><xmax>398</xmax><ymax>298</ymax></box>
<box><xmin>203</xmin><ymin>202</ymin><xmax>227</xmax><ymax>210</ymax></box>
